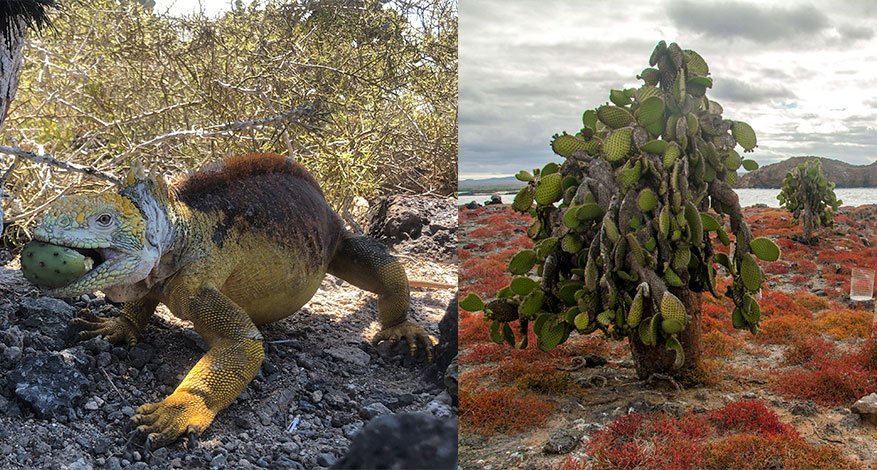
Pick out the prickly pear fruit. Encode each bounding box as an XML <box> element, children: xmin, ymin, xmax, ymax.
<box><xmin>21</xmin><ymin>241</ymin><xmax>93</xmax><ymax>289</ymax></box>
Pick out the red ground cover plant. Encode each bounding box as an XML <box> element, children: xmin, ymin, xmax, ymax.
<box><xmin>701</xmin><ymin>330</ymin><xmax>744</xmax><ymax>358</ymax></box>
<box><xmin>816</xmin><ymin>309</ymin><xmax>873</xmax><ymax>339</ymax></box>
<box><xmin>792</xmin><ymin>291</ymin><xmax>832</xmax><ymax>312</ymax></box>
<box><xmin>582</xmin><ymin>400</ymin><xmax>857</xmax><ymax>470</ymax></box>
<box><xmin>459</xmin><ymin>386</ymin><xmax>554</xmax><ymax>435</ymax></box>
<box><xmin>758</xmin><ymin>289</ymin><xmax>811</xmax><ymax>318</ymax></box>
<box><xmin>771</xmin><ymin>352</ymin><xmax>877</xmax><ymax>405</ymax></box>
<box><xmin>756</xmin><ymin>314</ymin><xmax>819</xmax><ymax>344</ymax></box>
<box><xmin>782</xmin><ymin>337</ymin><xmax>836</xmax><ymax>366</ymax></box>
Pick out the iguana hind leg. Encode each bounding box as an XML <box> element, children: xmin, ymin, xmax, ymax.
<box><xmin>328</xmin><ymin>234</ymin><xmax>435</xmax><ymax>358</ymax></box>
<box><xmin>72</xmin><ymin>297</ymin><xmax>158</xmax><ymax>346</ymax></box>
<box><xmin>132</xmin><ymin>286</ymin><xmax>264</xmax><ymax>448</ymax></box>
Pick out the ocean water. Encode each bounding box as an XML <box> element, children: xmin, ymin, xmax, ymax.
<box><xmin>458</xmin><ymin>188</ymin><xmax>877</xmax><ymax>208</ymax></box>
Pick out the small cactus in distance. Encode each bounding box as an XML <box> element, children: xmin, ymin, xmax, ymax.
<box><xmin>777</xmin><ymin>159</ymin><xmax>841</xmax><ymax>243</ymax></box>
<box><xmin>460</xmin><ymin>41</ymin><xmax>779</xmax><ymax>378</ymax></box>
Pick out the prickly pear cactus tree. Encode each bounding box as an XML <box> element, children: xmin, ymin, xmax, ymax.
<box><xmin>777</xmin><ymin>159</ymin><xmax>841</xmax><ymax>243</ymax></box>
<box><xmin>459</xmin><ymin>41</ymin><xmax>781</xmax><ymax>379</ymax></box>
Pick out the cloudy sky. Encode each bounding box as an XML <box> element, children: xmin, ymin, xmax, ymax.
<box><xmin>459</xmin><ymin>0</ymin><xmax>877</xmax><ymax>179</ymax></box>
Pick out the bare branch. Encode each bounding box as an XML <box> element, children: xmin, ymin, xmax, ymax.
<box><xmin>0</xmin><ymin>145</ymin><xmax>121</xmax><ymax>185</ymax></box>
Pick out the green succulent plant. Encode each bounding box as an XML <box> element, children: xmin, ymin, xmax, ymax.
<box><xmin>461</xmin><ymin>41</ymin><xmax>779</xmax><ymax>378</ymax></box>
<box><xmin>777</xmin><ymin>159</ymin><xmax>842</xmax><ymax>243</ymax></box>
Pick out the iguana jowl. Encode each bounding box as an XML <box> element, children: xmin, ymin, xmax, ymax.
<box><xmin>24</xmin><ymin>153</ymin><xmax>435</xmax><ymax>447</ymax></box>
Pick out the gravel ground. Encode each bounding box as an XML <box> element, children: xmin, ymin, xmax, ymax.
<box><xmin>0</xmin><ymin>195</ymin><xmax>457</xmax><ymax>469</ymax></box>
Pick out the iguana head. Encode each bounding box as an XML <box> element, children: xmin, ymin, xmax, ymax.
<box><xmin>27</xmin><ymin>165</ymin><xmax>174</xmax><ymax>301</ymax></box>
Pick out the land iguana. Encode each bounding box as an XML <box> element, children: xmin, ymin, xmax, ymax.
<box><xmin>21</xmin><ymin>153</ymin><xmax>437</xmax><ymax>448</ymax></box>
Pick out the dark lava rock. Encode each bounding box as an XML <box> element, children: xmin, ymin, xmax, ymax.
<box><xmin>464</xmin><ymin>201</ymin><xmax>480</xmax><ymax>209</ymax></box>
<box><xmin>790</xmin><ymin>401</ymin><xmax>818</xmax><ymax>417</ymax></box>
<box><xmin>128</xmin><ymin>343</ymin><xmax>155</xmax><ymax>369</ymax></box>
<box><xmin>429</xmin><ymin>298</ymin><xmax>458</xmax><ymax>402</ymax></box>
<box><xmin>9</xmin><ymin>351</ymin><xmax>89</xmax><ymax>418</ymax></box>
<box><xmin>16</xmin><ymin>297</ymin><xmax>76</xmax><ymax>350</ymax></box>
<box><xmin>542</xmin><ymin>428</ymin><xmax>580</xmax><ymax>454</ymax></box>
<box><xmin>331</xmin><ymin>412</ymin><xmax>457</xmax><ymax>470</ymax></box>
<box><xmin>365</xmin><ymin>195</ymin><xmax>456</xmax><ymax>261</ymax></box>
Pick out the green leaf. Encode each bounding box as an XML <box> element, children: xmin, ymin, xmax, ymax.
<box><xmin>460</xmin><ymin>293</ymin><xmax>484</xmax><ymax>312</ymax></box>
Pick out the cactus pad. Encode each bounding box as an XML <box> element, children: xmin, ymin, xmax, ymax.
<box><xmin>749</xmin><ymin>237</ymin><xmax>780</xmax><ymax>262</ymax></box>
<box><xmin>731</xmin><ymin>121</ymin><xmax>757</xmax><ymax>152</ymax></box>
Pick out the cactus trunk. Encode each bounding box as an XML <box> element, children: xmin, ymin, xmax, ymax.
<box><xmin>802</xmin><ymin>206</ymin><xmax>814</xmax><ymax>242</ymax></box>
<box><xmin>629</xmin><ymin>288</ymin><xmax>702</xmax><ymax>378</ymax></box>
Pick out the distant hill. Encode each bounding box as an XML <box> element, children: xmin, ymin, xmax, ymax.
<box><xmin>736</xmin><ymin>156</ymin><xmax>877</xmax><ymax>188</ymax></box>
<box><xmin>459</xmin><ymin>176</ymin><xmax>526</xmax><ymax>192</ymax></box>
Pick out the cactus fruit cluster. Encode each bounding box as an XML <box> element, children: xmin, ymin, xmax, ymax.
<box><xmin>20</xmin><ymin>241</ymin><xmax>94</xmax><ymax>288</ymax></box>
<box><xmin>460</xmin><ymin>41</ymin><xmax>780</xmax><ymax>375</ymax></box>
<box><xmin>777</xmin><ymin>159</ymin><xmax>841</xmax><ymax>242</ymax></box>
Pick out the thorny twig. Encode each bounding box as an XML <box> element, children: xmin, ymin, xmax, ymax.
<box><xmin>0</xmin><ymin>159</ymin><xmax>20</xmax><ymax>234</ymax></box>
<box><xmin>100</xmin><ymin>366</ymin><xmax>130</xmax><ymax>407</ymax></box>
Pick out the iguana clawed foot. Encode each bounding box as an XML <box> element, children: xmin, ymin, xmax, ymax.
<box><xmin>131</xmin><ymin>391</ymin><xmax>215</xmax><ymax>450</ymax></box>
<box><xmin>372</xmin><ymin>320</ymin><xmax>437</xmax><ymax>361</ymax></box>
<box><xmin>71</xmin><ymin>311</ymin><xmax>141</xmax><ymax>346</ymax></box>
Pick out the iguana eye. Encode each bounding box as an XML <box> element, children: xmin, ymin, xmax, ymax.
<box><xmin>96</xmin><ymin>214</ymin><xmax>114</xmax><ymax>226</ymax></box>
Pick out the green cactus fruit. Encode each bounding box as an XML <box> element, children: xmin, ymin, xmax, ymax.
<box><xmin>731</xmin><ymin>121</ymin><xmax>757</xmax><ymax>151</ymax></box>
<box><xmin>535</xmin><ymin>173</ymin><xmax>563</xmax><ymax>205</ymax></box>
<box><xmin>583</xmin><ymin>109</ymin><xmax>598</xmax><ymax>130</ymax></box>
<box><xmin>510</xmin><ymin>276</ymin><xmax>539</xmax><ymax>296</ymax></box>
<box><xmin>578</xmin><ymin>203</ymin><xmax>603</xmax><ymax>221</ymax></box>
<box><xmin>684</xmin><ymin>202</ymin><xmax>704</xmax><ymax>247</ymax></box>
<box><xmin>603</xmin><ymin>127</ymin><xmax>633</xmax><ymax>162</ymax></box>
<box><xmin>740</xmin><ymin>253</ymin><xmax>762</xmax><ymax>292</ymax></box>
<box><xmin>508</xmin><ymin>249</ymin><xmax>537</xmax><ymax>274</ymax></box>
<box><xmin>684</xmin><ymin>49</ymin><xmax>709</xmax><ymax>76</ymax></box>
<box><xmin>551</xmin><ymin>133</ymin><xmax>591</xmax><ymax>157</ymax></box>
<box><xmin>661</xmin><ymin>318</ymin><xmax>685</xmax><ymax>334</ymax></box>
<box><xmin>512</xmin><ymin>187</ymin><xmax>534</xmax><ymax>212</ymax></box>
<box><xmin>640</xmin><ymin>139</ymin><xmax>668</xmax><ymax>154</ymax></box>
<box><xmin>610</xmin><ymin>89</ymin><xmax>632</xmax><ymax>107</ymax></box>
<box><xmin>636</xmin><ymin>96</ymin><xmax>665</xmax><ymax>125</ymax></box>
<box><xmin>459</xmin><ymin>293</ymin><xmax>484</xmax><ymax>312</ymax></box>
<box><xmin>597</xmin><ymin>105</ymin><xmax>634</xmax><ymax>129</ymax></box>
<box><xmin>660</xmin><ymin>291</ymin><xmax>687</xmax><ymax>323</ymax></box>
<box><xmin>20</xmin><ymin>242</ymin><xmax>93</xmax><ymax>289</ymax></box>
<box><xmin>638</xmin><ymin>68</ymin><xmax>660</xmax><ymax>86</ymax></box>
<box><xmin>665</xmin><ymin>336</ymin><xmax>685</xmax><ymax>368</ymax></box>
<box><xmin>650</xmin><ymin>40</ymin><xmax>667</xmax><ymax>66</ymax></box>
<box><xmin>637</xmin><ymin>188</ymin><xmax>659</xmax><ymax>212</ymax></box>
<box><xmin>519</xmin><ymin>289</ymin><xmax>545</xmax><ymax>316</ymax></box>
<box><xmin>749</xmin><ymin>237</ymin><xmax>780</xmax><ymax>262</ymax></box>
<box><xmin>742</xmin><ymin>159</ymin><xmax>759</xmax><ymax>171</ymax></box>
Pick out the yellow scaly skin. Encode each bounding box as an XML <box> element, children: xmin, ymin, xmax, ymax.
<box><xmin>28</xmin><ymin>154</ymin><xmax>434</xmax><ymax>448</ymax></box>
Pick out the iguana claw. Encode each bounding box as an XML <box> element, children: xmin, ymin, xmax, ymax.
<box><xmin>372</xmin><ymin>320</ymin><xmax>437</xmax><ymax>361</ymax></box>
<box><xmin>131</xmin><ymin>391</ymin><xmax>215</xmax><ymax>450</ymax></box>
<box><xmin>71</xmin><ymin>311</ymin><xmax>141</xmax><ymax>346</ymax></box>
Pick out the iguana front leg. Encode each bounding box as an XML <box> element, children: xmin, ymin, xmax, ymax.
<box><xmin>72</xmin><ymin>297</ymin><xmax>159</xmax><ymax>346</ymax></box>
<box><xmin>132</xmin><ymin>285</ymin><xmax>263</xmax><ymax>448</ymax></box>
<box><xmin>328</xmin><ymin>234</ymin><xmax>436</xmax><ymax>358</ymax></box>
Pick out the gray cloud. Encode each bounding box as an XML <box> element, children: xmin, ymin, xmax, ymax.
<box><xmin>839</xmin><ymin>24</ymin><xmax>874</xmax><ymax>41</ymax></box>
<box><xmin>710</xmin><ymin>77</ymin><xmax>796</xmax><ymax>103</ymax></box>
<box><xmin>667</xmin><ymin>0</ymin><xmax>829</xmax><ymax>42</ymax></box>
